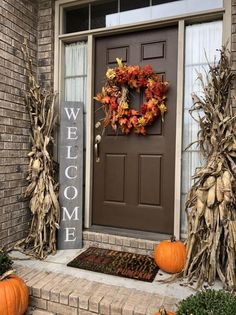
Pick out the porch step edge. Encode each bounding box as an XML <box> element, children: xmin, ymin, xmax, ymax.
<box><xmin>16</xmin><ymin>265</ymin><xmax>179</xmax><ymax>315</ymax></box>
<box><xmin>26</xmin><ymin>307</ymin><xmax>56</xmax><ymax>315</ymax></box>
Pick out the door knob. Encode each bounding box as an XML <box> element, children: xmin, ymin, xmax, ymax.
<box><xmin>95</xmin><ymin>135</ymin><xmax>102</xmax><ymax>162</ymax></box>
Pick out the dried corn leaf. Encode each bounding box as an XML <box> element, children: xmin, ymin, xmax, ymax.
<box><xmin>183</xmin><ymin>47</ymin><xmax>236</xmax><ymax>291</ymax></box>
<box><xmin>15</xmin><ymin>40</ymin><xmax>60</xmax><ymax>260</ymax></box>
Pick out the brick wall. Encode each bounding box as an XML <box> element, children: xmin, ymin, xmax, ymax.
<box><xmin>0</xmin><ymin>0</ymin><xmax>38</xmax><ymax>248</ymax></box>
<box><xmin>38</xmin><ymin>0</ymin><xmax>54</xmax><ymax>90</ymax></box>
<box><xmin>232</xmin><ymin>0</ymin><xmax>236</xmax><ymax>108</ymax></box>
<box><xmin>0</xmin><ymin>0</ymin><xmax>54</xmax><ymax>248</ymax></box>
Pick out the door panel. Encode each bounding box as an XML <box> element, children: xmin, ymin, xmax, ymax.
<box><xmin>104</xmin><ymin>154</ymin><xmax>126</xmax><ymax>202</ymax></box>
<box><xmin>93</xmin><ymin>26</ymin><xmax>178</xmax><ymax>234</ymax></box>
<box><xmin>139</xmin><ymin>154</ymin><xmax>162</xmax><ymax>206</ymax></box>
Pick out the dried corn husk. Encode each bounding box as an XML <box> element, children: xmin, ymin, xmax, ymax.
<box><xmin>196</xmin><ymin>198</ymin><xmax>205</xmax><ymax>216</ymax></box>
<box><xmin>222</xmin><ymin>171</ymin><xmax>231</xmax><ymax>190</ymax></box>
<box><xmin>14</xmin><ymin>40</ymin><xmax>59</xmax><ymax>260</ymax></box>
<box><xmin>42</xmin><ymin>193</ymin><xmax>52</xmax><ymax>215</ymax></box>
<box><xmin>219</xmin><ymin>201</ymin><xmax>228</xmax><ymax>222</ymax></box>
<box><xmin>216</xmin><ymin>176</ymin><xmax>224</xmax><ymax>202</ymax></box>
<box><xmin>32</xmin><ymin>159</ymin><xmax>40</xmax><ymax>172</ymax></box>
<box><xmin>204</xmin><ymin>207</ymin><xmax>214</xmax><ymax>229</ymax></box>
<box><xmin>207</xmin><ymin>184</ymin><xmax>216</xmax><ymax>208</ymax></box>
<box><xmin>222</xmin><ymin>171</ymin><xmax>232</xmax><ymax>203</ymax></box>
<box><xmin>182</xmin><ymin>47</ymin><xmax>236</xmax><ymax>291</ymax></box>
<box><xmin>203</xmin><ymin>176</ymin><xmax>215</xmax><ymax>189</ymax></box>
<box><xmin>196</xmin><ymin>188</ymin><xmax>207</xmax><ymax>203</ymax></box>
<box><xmin>230</xmin><ymin>143</ymin><xmax>236</xmax><ymax>151</ymax></box>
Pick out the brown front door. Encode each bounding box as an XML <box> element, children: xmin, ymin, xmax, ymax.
<box><xmin>92</xmin><ymin>27</ymin><xmax>177</xmax><ymax>234</ymax></box>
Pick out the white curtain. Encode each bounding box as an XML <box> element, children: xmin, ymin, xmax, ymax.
<box><xmin>64</xmin><ymin>41</ymin><xmax>88</xmax><ymax>143</ymax></box>
<box><xmin>64</xmin><ymin>41</ymin><xmax>87</xmax><ymax>110</ymax></box>
<box><xmin>181</xmin><ymin>21</ymin><xmax>223</xmax><ymax>235</ymax></box>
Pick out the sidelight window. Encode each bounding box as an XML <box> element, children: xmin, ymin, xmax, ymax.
<box><xmin>64</xmin><ymin>41</ymin><xmax>87</xmax><ymax>143</ymax></box>
<box><xmin>181</xmin><ymin>20</ymin><xmax>223</xmax><ymax>234</ymax></box>
<box><xmin>64</xmin><ymin>42</ymin><xmax>87</xmax><ymax>105</ymax></box>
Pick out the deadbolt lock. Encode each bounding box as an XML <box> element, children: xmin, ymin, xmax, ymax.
<box><xmin>95</xmin><ymin>121</ymin><xmax>101</xmax><ymax>129</ymax></box>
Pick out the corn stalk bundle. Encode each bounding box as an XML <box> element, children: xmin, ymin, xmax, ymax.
<box><xmin>183</xmin><ymin>47</ymin><xmax>236</xmax><ymax>290</ymax></box>
<box><xmin>15</xmin><ymin>41</ymin><xmax>60</xmax><ymax>259</ymax></box>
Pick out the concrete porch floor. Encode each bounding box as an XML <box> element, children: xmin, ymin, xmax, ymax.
<box><xmin>11</xmin><ymin>232</ymin><xmax>223</xmax><ymax>315</ymax></box>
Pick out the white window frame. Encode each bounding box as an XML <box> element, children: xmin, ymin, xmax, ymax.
<box><xmin>54</xmin><ymin>0</ymin><xmax>231</xmax><ymax>239</ymax></box>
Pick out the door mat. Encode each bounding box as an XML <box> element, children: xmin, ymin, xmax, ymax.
<box><xmin>67</xmin><ymin>246</ymin><xmax>158</xmax><ymax>282</ymax></box>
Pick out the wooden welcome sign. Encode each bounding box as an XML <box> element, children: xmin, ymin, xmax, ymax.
<box><xmin>58</xmin><ymin>101</ymin><xmax>83</xmax><ymax>249</ymax></box>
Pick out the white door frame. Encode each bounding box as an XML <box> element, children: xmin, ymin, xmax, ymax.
<box><xmin>54</xmin><ymin>0</ymin><xmax>230</xmax><ymax>239</ymax></box>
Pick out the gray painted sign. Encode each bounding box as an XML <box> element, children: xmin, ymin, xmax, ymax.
<box><xmin>58</xmin><ymin>101</ymin><xmax>83</xmax><ymax>249</ymax></box>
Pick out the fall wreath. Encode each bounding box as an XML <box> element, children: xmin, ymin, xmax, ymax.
<box><xmin>94</xmin><ymin>58</ymin><xmax>169</xmax><ymax>135</ymax></box>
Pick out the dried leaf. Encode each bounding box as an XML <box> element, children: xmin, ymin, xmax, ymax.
<box><xmin>182</xmin><ymin>47</ymin><xmax>236</xmax><ymax>291</ymax></box>
<box><xmin>16</xmin><ymin>40</ymin><xmax>59</xmax><ymax>260</ymax></box>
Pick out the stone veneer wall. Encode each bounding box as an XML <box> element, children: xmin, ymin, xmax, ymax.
<box><xmin>0</xmin><ymin>0</ymin><xmax>54</xmax><ymax>248</ymax></box>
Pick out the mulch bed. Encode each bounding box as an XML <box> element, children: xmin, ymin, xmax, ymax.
<box><xmin>67</xmin><ymin>246</ymin><xmax>158</xmax><ymax>282</ymax></box>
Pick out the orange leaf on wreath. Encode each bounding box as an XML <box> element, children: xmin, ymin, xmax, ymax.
<box><xmin>94</xmin><ymin>59</ymin><xmax>169</xmax><ymax>134</ymax></box>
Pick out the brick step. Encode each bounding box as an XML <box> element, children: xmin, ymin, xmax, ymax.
<box><xmin>83</xmin><ymin>231</ymin><xmax>158</xmax><ymax>257</ymax></box>
<box><xmin>15</xmin><ymin>265</ymin><xmax>178</xmax><ymax>315</ymax></box>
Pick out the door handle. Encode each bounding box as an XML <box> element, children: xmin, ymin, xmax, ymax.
<box><xmin>95</xmin><ymin>135</ymin><xmax>102</xmax><ymax>162</ymax></box>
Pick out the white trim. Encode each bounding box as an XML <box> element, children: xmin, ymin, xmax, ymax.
<box><xmin>55</xmin><ymin>0</ymin><xmax>97</xmax><ymax>7</ymax></box>
<box><xmin>54</xmin><ymin>1</ymin><xmax>60</xmax><ymax>95</ymax></box>
<box><xmin>59</xmin><ymin>41</ymin><xmax>65</xmax><ymax>102</ymax></box>
<box><xmin>84</xmin><ymin>35</ymin><xmax>94</xmax><ymax>228</ymax></box>
<box><xmin>54</xmin><ymin>0</ymin><xmax>228</xmax><ymax>236</ymax></box>
<box><xmin>223</xmin><ymin>0</ymin><xmax>231</xmax><ymax>48</ymax></box>
<box><xmin>174</xmin><ymin>20</ymin><xmax>185</xmax><ymax>240</ymax></box>
<box><xmin>53</xmin><ymin>1</ymin><xmax>61</xmax><ymax>163</ymax></box>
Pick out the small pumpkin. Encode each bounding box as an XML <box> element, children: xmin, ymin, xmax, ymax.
<box><xmin>154</xmin><ymin>306</ymin><xmax>175</xmax><ymax>315</ymax></box>
<box><xmin>0</xmin><ymin>271</ymin><xmax>29</xmax><ymax>315</ymax></box>
<box><xmin>154</xmin><ymin>235</ymin><xmax>186</xmax><ymax>273</ymax></box>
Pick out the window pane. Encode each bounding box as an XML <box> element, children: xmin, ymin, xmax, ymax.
<box><xmin>120</xmin><ymin>0</ymin><xmax>149</xmax><ymax>12</ymax></box>
<box><xmin>64</xmin><ymin>42</ymin><xmax>87</xmax><ymax>110</ymax></box>
<box><xmin>181</xmin><ymin>21</ymin><xmax>222</xmax><ymax>235</ymax></box>
<box><xmin>64</xmin><ymin>42</ymin><xmax>88</xmax><ymax>150</ymax></box>
<box><xmin>106</xmin><ymin>0</ymin><xmax>223</xmax><ymax>27</ymax></box>
<box><xmin>91</xmin><ymin>0</ymin><xmax>118</xmax><ymax>29</ymax></box>
<box><xmin>66</xmin><ymin>6</ymin><xmax>89</xmax><ymax>33</ymax></box>
<box><xmin>64</xmin><ymin>0</ymin><xmax>223</xmax><ymax>33</ymax></box>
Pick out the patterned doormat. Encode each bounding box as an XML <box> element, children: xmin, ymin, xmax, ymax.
<box><xmin>67</xmin><ymin>246</ymin><xmax>158</xmax><ymax>282</ymax></box>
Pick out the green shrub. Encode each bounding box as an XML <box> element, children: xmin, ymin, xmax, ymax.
<box><xmin>0</xmin><ymin>249</ymin><xmax>13</xmax><ymax>276</ymax></box>
<box><xmin>176</xmin><ymin>289</ymin><xmax>236</xmax><ymax>315</ymax></box>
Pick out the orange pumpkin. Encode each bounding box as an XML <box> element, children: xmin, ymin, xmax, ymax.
<box><xmin>154</xmin><ymin>306</ymin><xmax>175</xmax><ymax>315</ymax></box>
<box><xmin>0</xmin><ymin>274</ymin><xmax>29</xmax><ymax>315</ymax></box>
<box><xmin>154</xmin><ymin>236</ymin><xmax>186</xmax><ymax>273</ymax></box>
